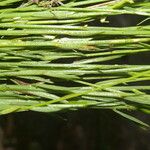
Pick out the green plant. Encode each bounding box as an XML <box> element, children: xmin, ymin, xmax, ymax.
<box><xmin>0</xmin><ymin>0</ymin><xmax>150</xmax><ymax>127</ymax></box>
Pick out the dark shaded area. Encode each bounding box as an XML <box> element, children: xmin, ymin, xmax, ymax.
<box><xmin>0</xmin><ymin>110</ymin><xmax>150</xmax><ymax>150</ymax></box>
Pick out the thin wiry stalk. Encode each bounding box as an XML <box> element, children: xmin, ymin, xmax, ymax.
<box><xmin>0</xmin><ymin>0</ymin><xmax>150</xmax><ymax>127</ymax></box>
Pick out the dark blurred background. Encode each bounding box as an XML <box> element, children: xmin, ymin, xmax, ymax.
<box><xmin>0</xmin><ymin>109</ymin><xmax>150</xmax><ymax>150</ymax></box>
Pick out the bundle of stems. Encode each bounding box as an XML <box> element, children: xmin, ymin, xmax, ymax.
<box><xmin>0</xmin><ymin>0</ymin><xmax>150</xmax><ymax>127</ymax></box>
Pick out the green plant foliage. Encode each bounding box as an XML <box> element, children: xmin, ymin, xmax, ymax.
<box><xmin>0</xmin><ymin>0</ymin><xmax>150</xmax><ymax>127</ymax></box>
